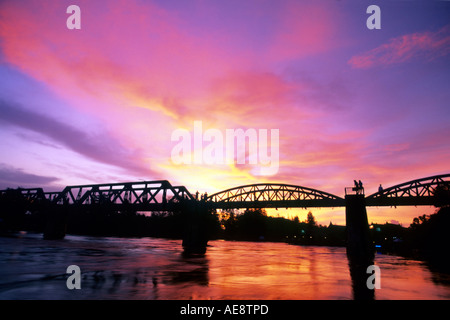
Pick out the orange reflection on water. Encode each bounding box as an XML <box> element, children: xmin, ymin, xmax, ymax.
<box><xmin>374</xmin><ymin>255</ymin><xmax>450</xmax><ymax>300</ymax></box>
<box><xmin>205</xmin><ymin>241</ymin><xmax>353</xmax><ymax>300</ymax></box>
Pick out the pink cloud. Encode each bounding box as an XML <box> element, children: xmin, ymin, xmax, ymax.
<box><xmin>349</xmin><ymin>25</ymin><xmax>450</xmax><ymax>69</ymax></box>
<box><xmin>203</xmin><ymin>71</ymin><xmax>307</xmax><ymax>126</ymax></box>
<box><xmin>0</xmin><ymin>0</ymin><xmax>341</xmax><ymax>128</ymax></box>
<box><xmin>0</xmin><ymin>0</ymin><xmax>238</xmax><ymax>115</ymax></box>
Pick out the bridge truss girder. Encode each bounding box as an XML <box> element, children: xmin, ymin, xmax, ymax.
<box><xmin>365</xmin><ymin>174</ymin><xmax>450</xmax><ymax>207</ymax></box>
<box><xmin>206</xmin><ymin>183</ymin><xmax>345</xmax><ymax>209</ymax></box>
<box><xmin>0</xmin><ymin>188</ymin><xmax>49</xmax><ymax>205</ymax></box>
<box><xmin>53</xmin><ymin>180</ymin><xmax>194</xmax><ymax>211</ymax></box>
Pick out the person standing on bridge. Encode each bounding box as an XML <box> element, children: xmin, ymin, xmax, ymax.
<box><xmin>378</xmin><ymin>184</ymin><xmax>383</xmax><ymax>193</ymax></box>
<box><xmin>358</xmin><ymin>180</ymin><xmax>363</xmax><ymax>194</ymax></box>
<box><xmin>353</xmin><ymin>180</ymin><xmax>360</xmax><ymax>194</ymax></box>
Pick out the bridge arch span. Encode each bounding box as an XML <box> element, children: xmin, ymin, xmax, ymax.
<box><xmin>206</xmin><ymin>183</ymin><xmax>345</xmax><ymax>209</ymax></box>
<box><xmin>366</xmin><ymin>174</ymin><xmax>450</xmax><ymax>207</ymax></box>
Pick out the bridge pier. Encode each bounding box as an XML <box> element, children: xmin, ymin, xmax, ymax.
<box><xmin>345</xmin><ymin>194</ymin><xmax>373</xmax><ymax>258</ymax></box>
<box><xmin>345</xmin><ymin>193</ymin><xmax>375</xmax><ymax>300</ymax></box>
<box><xmin>43</xmin><ymin>207</ymin><xmax>67</xmax><ymax>240</ymax></box>
<box><xmin>181</xmin><ymin>201</ymin><xmax>209</xmax><ymax>254</ymax></box>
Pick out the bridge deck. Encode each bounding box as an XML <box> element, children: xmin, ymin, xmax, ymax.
<box><xmin>365</xmin><ymin>196</ymin><xmax>443</xmax><ymax>207</ymax></box>
<box><xmin>206</xmin><ymin>199</ymin><xmax>345</xmax><ymax>209</ymax></box>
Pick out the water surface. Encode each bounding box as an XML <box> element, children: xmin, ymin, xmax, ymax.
<box><xmin>0</xmin><ymin>233</ymin><xmax>448</xmax><ymax>299</ymax></box>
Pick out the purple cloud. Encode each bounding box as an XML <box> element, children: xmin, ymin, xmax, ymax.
<box><xmin>0</xmin><ymin>100</ymin><xmax>157</xmax><ymax>177</ymax></box>
<box><xmin>0</xmin><ymin>164</ymin><xmax>58</xmax><ymax>189</ymax></box>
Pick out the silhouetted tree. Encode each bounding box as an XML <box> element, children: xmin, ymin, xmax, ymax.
<box><xmin>306</xmin><ymin>211</ymin><xmax>316</xmax><ymax>226</ymax></box>
<box><xmin>236</xmin><ymin>208</ymin><xmax>267</xmax><ymax>241</ymax></box>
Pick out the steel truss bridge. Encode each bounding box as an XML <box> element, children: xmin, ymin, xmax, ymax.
<box><xmin>206</xmin><ymin>183</ymin><xmax>345</xmax><ymax>209</ymax></box>
<box><xmin>0</xmin><ymin>180</ymin><xmax>194</xmax><ymax>212</ymax></box>
<box><xmin>1</xmin><ymin>174</ymin><xmax>449</xmax><ymax>211</ymax></box>
<box><xmin>207</xmin><ymin>174</ymin><xmax>450</xmax><ymax>209</ymax></box>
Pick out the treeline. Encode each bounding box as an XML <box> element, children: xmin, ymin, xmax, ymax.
<box><xmin>0</xmin><ymin>201</ymin><xmax>344</xmax><ymax>244</ymax></box>
<box><xmin>0</xmin><ymin>202</ymin><xmax>221</xmax><ymax>239</ymax></box>
<box><xmin>382</xmin><ymin>206</ymin><xmax>450</xmax><ymax>269</ymax></box>
<box><xmin>65</xmin><ymin>207</ymin><xmax>221</xmax><ymax>239</ymax></box>
<box><xmin>218</xmin><ymin>208</ymin><xmax>346</xmax><ymax>246</ymax></box>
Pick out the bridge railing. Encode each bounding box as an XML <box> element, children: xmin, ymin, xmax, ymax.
<box><xmin>345</xmin><ymin>187</ymin><xmax>364</xmax><ymax>196</ymax></box>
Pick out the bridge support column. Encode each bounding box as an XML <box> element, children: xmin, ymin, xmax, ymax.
<box><xmin>43</xmin><ymin>207</ymin><xmax>67</xmax><ymax>240</ymax></box>
<box><xmin>345</xmin><ymin>194</ymin><xmax>372</xmax><ymax>258</ymax></box>
<box><xmin>345</xmin><ymin>194</ymin><xmax>375</xmax><ymax>300</ymax></box>
<box><xmin>182</xmin><ymin>201</ymin><xmax>209</xmax><ymax>254</ymax></box>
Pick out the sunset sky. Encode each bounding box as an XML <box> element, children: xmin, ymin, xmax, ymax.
<box><xmin>0</xmin><ymin>0</ymin><xmax>449</xmax><ymax>225</ymax></box>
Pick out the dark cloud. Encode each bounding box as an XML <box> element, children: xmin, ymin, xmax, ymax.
<box><xmin>0</xmin><ymin>100</ymin><xmax>156</xmax><ymax>177</ymax></box>
<box><xmin>0</xmin><ymin>164</ymin><xmax>59</xmax><ymax>189</ymax></box>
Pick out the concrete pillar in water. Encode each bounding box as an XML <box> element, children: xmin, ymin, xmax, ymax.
<box><xmin>345</xmin><ymin>193</ymin><xmax>375</xmax><ymax>300</ymax></box>
<box><xmin>345</xmin><ymin>194</ymin><xmax>372</xmax><ymax>259</ymax></box>
<box><xmin>43</xmin><ymin>207</ymin><xmax>67</xmax><ymax>240</ymax></box>
<box><xmin>182</xmin><ymin>201</ymin><xmax>208</xmax><ymax>254</ymax></box>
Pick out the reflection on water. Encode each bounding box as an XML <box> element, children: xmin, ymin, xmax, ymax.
<box><xmin>0</xmin><ymin>233</ymin><xmax>449</xmax><ymax>299</ymax></box>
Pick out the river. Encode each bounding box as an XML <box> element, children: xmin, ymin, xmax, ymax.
<box><xmin>0</xmin><ymin>233</ymin><xmax>449</xmax><ymax>300</ymax></box>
